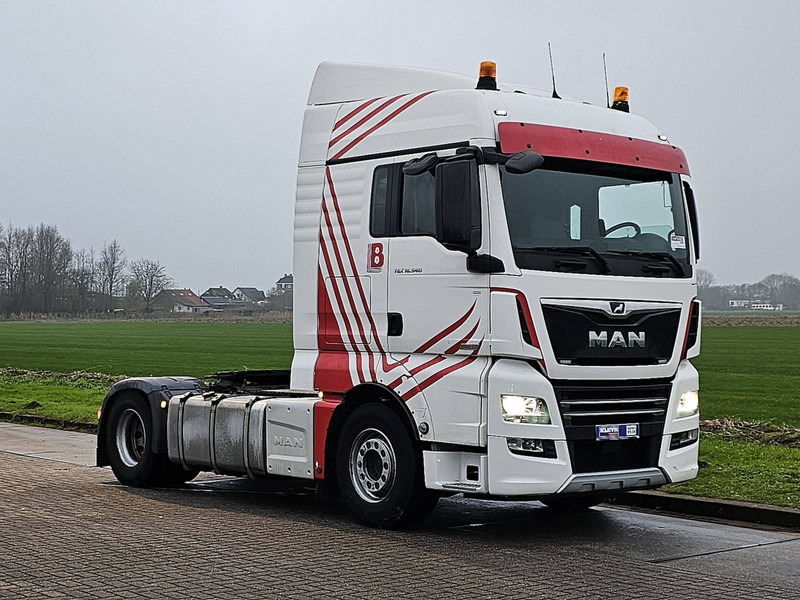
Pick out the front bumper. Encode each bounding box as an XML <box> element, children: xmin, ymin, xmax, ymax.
<box><xmin>482</xmin><ymin>359</ymin><xmax>699</xmax><ymax>496</ymax></box>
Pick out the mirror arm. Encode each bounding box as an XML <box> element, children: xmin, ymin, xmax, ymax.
<box><xmin>456</xmin><ymin>146</ymin><xmax>508</xmax><ymax>166</ymax></box>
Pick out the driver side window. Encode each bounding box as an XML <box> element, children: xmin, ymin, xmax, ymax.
<box><xmin>400</xmin><ymin>171</ymin><xmax>436</xmax><ymax>235</ymax></box>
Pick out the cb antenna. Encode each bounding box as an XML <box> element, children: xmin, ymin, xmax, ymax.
<box><xmin>548</xmin><ymin>42</ymin><xmax>561</xmax><ymax>99</ymax></box>
<box><xmin>603</xmin><ymin>53</ymin><xmax>610</xmax><ymax>108</ymax></box>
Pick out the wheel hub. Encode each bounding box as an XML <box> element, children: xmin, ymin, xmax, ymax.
<box><xmin>350</xmin><ymin>428</ymin><xmax>396</xmax><ymax>503</ymax></box>
<box><xmin>115</xmin><ymin>408</ymin><xmax>146</xmax><ymax>468</ymax></box>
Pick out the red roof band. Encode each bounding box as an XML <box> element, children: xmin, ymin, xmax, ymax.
<box><xmin>498</xmin><ymin>122</ymin><xmax>690</xmax><ymax>175</ymax></box>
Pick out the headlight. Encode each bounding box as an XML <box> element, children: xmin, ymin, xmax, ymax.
<box><xmin>501</xmin><ymin>394</ymin><xmax>551</xmax><ymax>424</ymax></box>
<box><xmin>677</xmin><ymin>390</ymin><xmax>699</xmax><ymax>418</ymax></box>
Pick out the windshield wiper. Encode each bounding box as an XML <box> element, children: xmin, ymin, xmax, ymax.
<box><xmin>607</xmin><ymin>250</ymin><xmax>686</xmax><ymax>277</ymax></box>
<box><xmin>527</xmin><ymin>246</ymin><xmax>611</xmax><ymax>274</ymax></box>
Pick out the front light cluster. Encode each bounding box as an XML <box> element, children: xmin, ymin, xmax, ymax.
<box><xmin>501</xmin><ymin>394</ymin><xmax>551</xmax><ymax>424</ymax></box>
<box><xmin>677</xmin><ymin>390</ymin><xmax>699</xmax><ymax>418</ymax></box>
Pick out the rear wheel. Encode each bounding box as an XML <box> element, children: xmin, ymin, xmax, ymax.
<box><xmin>540</xmin><ymin>493</ymin><xmax>612</xmax><ymax>512</ymax></box>
<box><xmin>105</xmin><ymin>391</ymin><xmax>197</xmax><ymax>487</ymax></box>
<box><xmin>336</xmin><ymin>403</ymin><xmax>438</xmax><ymax>528</ymax></box>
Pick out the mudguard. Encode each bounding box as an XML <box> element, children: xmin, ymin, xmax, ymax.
<box><xmin>96</xmin><ymin>376</ymin><xmax>205</xmax><ymax>466</ymax></box>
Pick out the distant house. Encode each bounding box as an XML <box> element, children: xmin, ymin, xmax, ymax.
<box><xmin>233</xmin><ymin>287</ymin><xmax>267</xmax><ymax>303</ymax></box>
<box><xmin>751</xmin><ymin>303</ymin><xmax>783</xmax><ymax>311</ymax></box>
<box><xmin>154</xmin><ymin>289</ymin><xmax>212</xmax><ymax>314</ymax></box>
<box><xmin>201</xmin><ymin>286</ymin><xmax>236</xmax><ymax>310</ymax></box>
<box><xmin>276</xmin><ymin>274</ymin><xmax>293</xmax><ymax>292</ymax></box>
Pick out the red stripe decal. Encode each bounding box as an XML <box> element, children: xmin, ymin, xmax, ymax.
<box><xmin>445</xmin><ymin>320</ymin><xmax>480</xmax><ymax>355</ymax></box>
<box><xmin>498</xmin><ymin>122</ymin><xmax>690</xmax><ymax>175</ymax></box>
<box><xmin>321</xmin><ymin>199</ymin><xmax>371</xmax><ymax>375</ymax></box>
<box><xmin>331</xmin><ymin>91</ymin><xmax>434</xmax><ymax>160</ymax></box>
<box><xmin>680</xmin><ymin>298</ymin><xmax>696</xmax><ymax>360</ymax></box>
<box><xmin>333</xmin><ymin>97</ymin><xmax>382</xmax><ymax>132</ymax></box>
<box><xmin>415</xmin><ymin>300</ymin><xmax>476</xmax><ymax>353</ymax></box>
<box><xmin>401</xmin><ymin>355</ymin><xmax>478</xmax><ymax>402</ymax></box>
<box><xmin>491</xmin><ymin>287</ymin><xmax>539</xmax><ymax>348</ymax></box>
<box><xmin>401</xmin><ymin>338</ymin><xmax>483</xmax><ymax>402</ymax></box>
<box><xmin>318</xmin><ymin>224</ymin><xmax>364</xmax><ymax>382</ymax></box>
<box><xmin>329</xmin><ymin>94</ymin><xmax>405</xmax><ymax>148</ymax></box>
<box><xmin>325</xmin><ymin>168</ymin><xmax>406</xmax><ymax>374</ymax></box>
<box><xmin>388</xmin><ymin>320</ymin><xmax>480</xmax><ymax>388</ymax></box>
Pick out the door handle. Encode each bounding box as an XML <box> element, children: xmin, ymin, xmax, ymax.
<box><xmin>388</xmin><ymin>313</ymin><xmax>403</xmax><ymax>336</ymax></box>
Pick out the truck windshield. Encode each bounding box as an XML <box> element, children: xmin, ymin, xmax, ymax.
<box><xmin>500</xmin><ymin>158</ymin><xmax>691</xmax><ymax>277</ymax></box>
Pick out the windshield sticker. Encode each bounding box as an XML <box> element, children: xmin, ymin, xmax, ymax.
<box><xmin>670</xmin><ymin>233</ymin><xmax>686</xmax><ymax>250</ymax></box>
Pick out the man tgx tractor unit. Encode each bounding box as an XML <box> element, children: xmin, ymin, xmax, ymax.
<box><xmin>97</xmin><ymin>61</ymin><xmax>702</xmax><ymax>528</ymax></box>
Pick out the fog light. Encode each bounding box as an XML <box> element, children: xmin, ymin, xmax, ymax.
<box><xmin>670</xmin><ymin>428</ymin><xmax>699</xmax><ymax>450</ymax></box>
<box><xmin>501</xmin><ymin>394</ymin><xmax>551</xmax><ymax>424</ymax></box>
<box><xmin>677</xmin><ymin>390</ymin><xmax>699</xmax><ymax>417</ymax></box>
<box><xmin>507</xmin><ymin>438</ymin><xmax>557</xmax><ymax>458</ymax></box>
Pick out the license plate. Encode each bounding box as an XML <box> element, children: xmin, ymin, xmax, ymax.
<box><xmin>595</xmin><ymin>423</ymin><xmax>640</xmax><ymax>441</ymax></box>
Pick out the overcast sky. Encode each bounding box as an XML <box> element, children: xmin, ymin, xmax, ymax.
<box><xmin>2</xmin><ymin>1</ymin><xmax>798</xmax><ymax>290</ymax></box>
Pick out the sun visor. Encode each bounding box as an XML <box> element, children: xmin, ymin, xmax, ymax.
<box><xmin>498</xmin><ymin>122</ymin><xmax>689</xmax><ymax>175</ymax></box>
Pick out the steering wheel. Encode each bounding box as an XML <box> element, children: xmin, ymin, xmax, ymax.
<box><xmin>604</xmin><ymin>221</ymin><xmax>641</xmax><ymax>237</ymax></box>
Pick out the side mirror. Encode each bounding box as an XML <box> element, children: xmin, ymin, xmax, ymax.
<box><xmin>504</xmin><ymin>150</ymin><xmax>544</xmax><ymax>174</ymax></box>
<box><xmin>435</xmin><ymin>160</ymin><xmax>480</xmax><ymax>251</ymax></box>
<box><xmin>683</xmin><ymin>181</ymin><xmax>700</xmax><ymax>260</ymax></box>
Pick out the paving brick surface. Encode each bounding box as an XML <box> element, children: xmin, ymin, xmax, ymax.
<box><xmin>0</xmin><ymin>452</ymin><xmax>795</xmax><ymax>599</ymax></box>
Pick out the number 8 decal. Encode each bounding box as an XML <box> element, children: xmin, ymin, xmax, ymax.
<box><xmin>368</xmin><ymin>243</ymin><xmax>384</xmax><ymax>272</ymax></box>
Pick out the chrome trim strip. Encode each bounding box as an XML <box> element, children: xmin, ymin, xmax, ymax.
<box><xmin>563</xmin><ymin>408</ymin><xmax>665</xmax><ymax>418</ymax></box>
<box><xmin>541</xmin><ymin>298</ymin><xmax>682</xmax><ymax>318</ymax></box>
<box><xmin>561</xmin><ymin>398</ymin><xmax>667</xmax><ymax>406</ymax></box>
<box><xmin>557</xmin><ymin>468</ymin><xmax>667</xmax><ymax>494</ymax></box>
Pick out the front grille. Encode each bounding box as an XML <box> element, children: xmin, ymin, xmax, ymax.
<box><xmin>553</xmin><ymin>380</ymin><xmax>670</xmax><ymax>473</ymax></box>
<box><xmin>542</xmin><ymin>305</ymin><xmax>681</xmax><ymax>366</ymax></box>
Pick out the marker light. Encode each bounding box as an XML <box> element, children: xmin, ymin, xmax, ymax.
<box><xmin>677</xmin><ymin>390</ymin><xmax>699</xmax><ymax>418</ymax></box>
<box><xmin>501</xmin><ymin>394</ymin><xmax>551</xmax><ymax>424</ymax></box>
<box><xmin>477</xmin><ymin>61</ymin><xmax>498</xmax><ymax>91</ymax></box>
<box><xmin>611</xmin><ymin>86</ymin><xmax>630</xmax><ymax>113</ymax></box>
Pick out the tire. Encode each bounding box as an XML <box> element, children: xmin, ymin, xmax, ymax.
<box><xmin>539</xmin><ymin>493</ymin><xmax>612</xmax><ymax>512</ymax></box>
<box><xmin>104</xmin><ymin>391</ymin><xmax>197</xmax><ymax>487</ymax></box>
<box><xmin>336</xmin><ymin>403</ymin><xmax>438</xmax><ymax>529</ymax></box>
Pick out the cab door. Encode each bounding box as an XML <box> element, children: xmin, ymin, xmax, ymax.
<box><xmin>385</xmin><ymin>158</ymin><xmax>489</xmax><ymax>445</ymax></box>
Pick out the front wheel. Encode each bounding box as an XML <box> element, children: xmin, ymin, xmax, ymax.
<box><xmin>336</xmin><ymin>403</ymin><xmax>438</xmax><ymax>528</ymax></box>
<box><xmin>104</xmin><ymin>391</ymin><xmax>197</xmax><ymax>487</ymax></box>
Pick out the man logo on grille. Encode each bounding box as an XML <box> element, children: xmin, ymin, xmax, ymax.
<box><xmin>610</xmin><ymin>302</ymin><xmax>625</xmax><ymax>315</ymax></box>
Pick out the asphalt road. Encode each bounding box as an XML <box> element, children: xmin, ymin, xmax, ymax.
<box><xmin>1</xmin><ymin>422</ymin><xmax>798</xmax><ymax>599</ymax></box>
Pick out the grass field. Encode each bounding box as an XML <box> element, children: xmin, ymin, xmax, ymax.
<box><xmin>666</xmin><ymin>435</ymin><xmax>800</xmax><ymax>509</ymax></box>
<box><xmin>0</xmin><ymin>321</ymin><xmax>293</xmax><ymax>377</ymax></box>
<box><xmin>690</xmin><ymin>326</ymin><xmax>800</xmax><ymax>428</ymax></box>
<box><xmin>1</xmin><ymin>320</ymin><xmax>798</xmax><ymax>508</ymax></box>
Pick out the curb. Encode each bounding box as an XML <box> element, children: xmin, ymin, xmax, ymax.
<box><xmin>611</xmin><ymin>490</ymin><xmax>800</xmax><ymax>530</ymax></box>
<box><xmin>0</xmin><ymin>412</ymin><xmax>97</xmax><ymax>433</ymax></box>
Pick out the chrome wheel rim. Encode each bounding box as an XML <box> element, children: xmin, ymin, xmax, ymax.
<box><xmin>116</xmin><ymin>409</ymin><xmax>146</xmax><ymax>467</ymax></box>
<box><xmin>349</xmin><ymin>428</ymin><xmax>396</xmax><ymax>503</ymax></box>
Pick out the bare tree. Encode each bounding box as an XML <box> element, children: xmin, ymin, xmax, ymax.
<box><xmin>696</xmin><ymin>269</ymin><xmax>715</xmax><ymax>291</ymax></box>
<box><xmin>758</xmin><ymin>273</ymin><xmax>800</xmax><ymax>308</ymax></box>
<box><xmin>30</xmin><ymin>224</ymin><xmax>73</xmax><ymax>313</ymax></box>
<box><xmin>98</xmin><ymin>240</ymin><xmax>127</xmax><ymax>311</ymax></box>
<box><xmin>264</xmin><ymin>286</ymin><xmax>293</xmax><ymax>312</ymax></box>
<box><xmin>69</xmin><ymin>247</ymin><xmax>97</xmax><ymax>312</ymax></box>
<box><xmin>0</xmin><ymin>225</ymin><xmax>34</xmax><ymax>313</ymax></box>
<box><xmin>128</xmin><ymin>258</ymin><xmax>172</xmax><ymax>312</ymax></box>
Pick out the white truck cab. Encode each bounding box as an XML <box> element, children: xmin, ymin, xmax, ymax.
<box><xmin>98</xmin><ymin>61</ymin><xmax>701</xmax><ymax>528</ymax></box>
